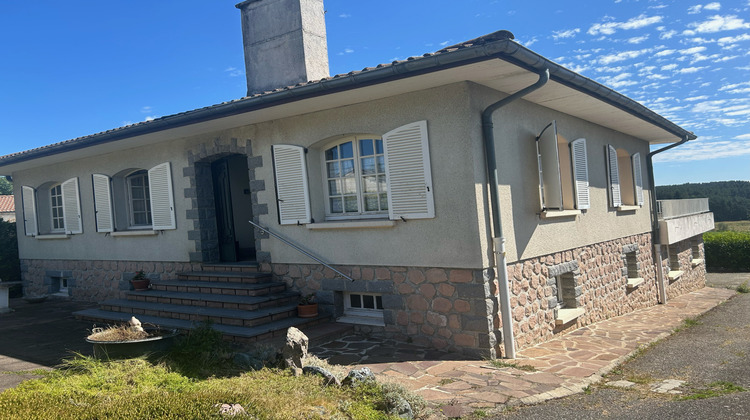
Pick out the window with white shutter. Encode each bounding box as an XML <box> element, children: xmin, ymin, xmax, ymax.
<box><xmin>92</xmin><ymin>174</ymin><xmax>114</xmax><ymax>233</ymax></box>
<box><xmin>21</xmin><ymin>186</ymin><xmax>38</xmax><ymax>236</ymax></box>
<box><xmin>632</xmin><ymin>152</ymin><xmax>644</xmax><ymax>206</ymax></box>
<box><xmin>607</xmin><ymin>145</ymin><xmax>622</xmax><ymax>208</ymax></box>
<box><xmin>570</xmin><ymin>138</ymin><xmax>590</xmax><ymax>210</ymax></box>
<box><xmin>383</xmin><ymin>120</ymin><xmax>434</xmax><ymax>220</ymax></box>
<box><xmin>536</xmin><ymin>121</ymin><xmax>563</xmax><ymax>211</ymax></box>
<box><xmin>273</xmin><ymin>144</ymin><xmax>312</xmax><ymax>225</ymax></box>
<box><xmin>148</xmin><ymin>162</ymin><xmax>176</xmax><ymax>230</ymax></box>
<box><xmin>61</xmin><ymin>177</ymin><xmax>82</xmax><ymax>234</ymax></box>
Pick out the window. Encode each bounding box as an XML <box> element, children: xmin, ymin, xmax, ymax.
<box><xmin>49</xmin><ymin>184</ymin><xmax>64</xmax><ymax>232</ymax></box>
<box><xmin>21</xmin><ymin>178</ymin><xmax>82</xmax><ymax>236</ymax></box>
<box><xmin>536</xmin><ymin>121</ymin><xmax>589</xmax><ymax>212</ymax></box>
<box><xmin>323</xmin><ymin>137</ymin><xmax>387</xmax><ymax>218</ymax></box>
<box><xmin>126</xmin><ymin>170</ymin><xmax>152</xmax><ymax>227</ymax></box>
<box><xmin>272</xmin><ymin>121</ymin><xmax>434</xmax><ymax>225</ymax></box>
<box><xmin>606</xmin><ymin>146</ymin><xmax>643</xmax><ymax>208</ymax></box>
<box><xmin>340</xmin><ymin>292</ymin><xmax>385</xmax><ymax>325</ymax></box>
<box><xmin>93</xmin><ymin>162</ymin><xmax>176</xmax><ymax>233</ymax></box>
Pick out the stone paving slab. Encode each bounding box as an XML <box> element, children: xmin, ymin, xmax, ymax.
<box><xmin>310</xmin><ymin>287</ymin><xmax>736</xmax><ymax>418</ymax></box>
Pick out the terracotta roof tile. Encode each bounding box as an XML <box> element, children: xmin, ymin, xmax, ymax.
<box><xmin>0</xmin><ymin>195</ymin><xmax>14</xmax><ymax>213</ymax></box>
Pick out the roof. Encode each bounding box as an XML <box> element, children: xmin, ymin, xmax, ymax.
<box><xmin>0</xmin><ymin>30</ymin><xmax>695</xmax><ymax>173</ymax></box>
<box><xmin>0</xmin><ymin>195</ymin><xmax>14</xmax><ymax>213</ymax></box>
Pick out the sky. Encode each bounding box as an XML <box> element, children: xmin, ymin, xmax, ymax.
<box><xmin>0</xmin><ymin>0</ymin><xmax>748</xmax><ymax>186</ymax></box>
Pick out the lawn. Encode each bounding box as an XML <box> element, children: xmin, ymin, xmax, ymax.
<box><xmin>714</xmin><ymin>220</ymin><xmax>750</xmax><ymax>233</ymax></box>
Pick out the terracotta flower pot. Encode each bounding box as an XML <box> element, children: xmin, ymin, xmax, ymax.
<box><xmin>297</xmin><ymin>303</ymin><xmax>318</xmax><ymax>318</ymax></box>
<box><xmin>130</xmin><ymin>279</ymin><xmax>151</xmax><ymax>291</ymax></box>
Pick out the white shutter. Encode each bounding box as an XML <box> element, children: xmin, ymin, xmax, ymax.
<box><xmin>148</xmin><ymin>162</ymin><xmax>176</xmax><ymax>230</ymax></box>
<box><xmin>21</xmin><ymin>186</ymin><xmax>38</xmax><ymax>236</ymax></box>
<box><xmin>272</xmin><ymin>145</ymin><xmax>311</xmax><ymax>225</ymax></box>
<box><xmin>607</xmin><ymin>145</ymin><xmax>622</xmax><ymax>208</ymax></box>
<box><xmin>383</xmin><ymin>120</ymin><xmax>435</xmax><ymax>220</ymax></box>
<box><xmin>570</xmin><ymin>138</ymin><xmax>590</xmax><ymax>210</ymax></box>
<box><xmin>536</xmin><ymin>121</ymin><xmax>563</xmax><ymax>211</ymax></box>
<box><xmin>632</xmin><ymin>152</ymin><xmax>644</xmax><ymax>206</ymax></box>
<box><xmin>92</xmin><ymin>174</ymin><xmax>114</xmax><ymax>232</ymax></box>
<box><xmin>61</xmin><ymin>177</ymin><xmax>82</xmax><ymax>234</ymax></box>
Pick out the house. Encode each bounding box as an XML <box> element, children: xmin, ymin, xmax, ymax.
<box><xmin>0</xmin><ymin>0</ymin><xmax>713</xmax><ymax>359</ymax></box>
<box><xmin>0</xmin><ymin>195</ymin><xmax>14</xmax><ymax>222</ymax></box>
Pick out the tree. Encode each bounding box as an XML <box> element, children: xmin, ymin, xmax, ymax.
<box><xmin>0</xmin><ymin>177</ymin><xmax>12</xmax><ymax>195</ymax></box>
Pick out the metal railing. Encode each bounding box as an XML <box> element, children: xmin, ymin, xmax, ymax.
<box><xmin>248</xmin><ymin>220</ymin><xmax>355</xmax><ymax>282</ymax></box>
<box><xmin>656</xmin><ymin>198</ymin><xmax>710</xmax><ymax>220</ymax></box>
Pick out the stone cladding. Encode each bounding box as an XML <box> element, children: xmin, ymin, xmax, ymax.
<box><xmin>265</xmin><ymin>262</ymin><xmax>495</xmax><ymax>358</ymax></box>
<box><xmin>662</xmin><ymin>236</ymin><xmax>707</xmax><ymax>299</ymax></box>
<box><xmin>20</xmin><ymin>259</ymin><xmax>201</xmax><ymax>302</ymax></box>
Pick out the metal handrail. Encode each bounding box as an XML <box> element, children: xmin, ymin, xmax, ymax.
<box><xmin>248</xmin><ymin>220</ymin><xmax>355</xmax><ymax>282</ymax></box>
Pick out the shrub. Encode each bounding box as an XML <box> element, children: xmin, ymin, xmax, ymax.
<box><xmin>0</xmin><ymin>220</ymin><xmax>21</xmax><ymax>295</ymax></box>
<box><xmin>703</xmin><ymin>231</ymin><xmax>750</xmax><ymax>272</ymax></box>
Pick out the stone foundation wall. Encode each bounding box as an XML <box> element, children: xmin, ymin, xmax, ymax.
<box><xmin>663</xmin><ymin>236</ymin><xmax>706</xmax><ymax>299</ymax></box>
<box><xmin>266</xmin><ymin>262</ymin><xmax>496</xmax><ymax>358</ymax></box>
<box><xmin>20</xmin><ymin>259</ymin><xmax>201</xmax><ymax>302</ymax></box>
<box><xmin>499</xmin><ymin>233</ymin><xmax>660</xmax><ymax>356</ymax></box>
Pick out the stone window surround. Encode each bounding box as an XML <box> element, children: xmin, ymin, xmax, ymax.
<box><xmin>622</xmin><ymin>243</ymin><xmax>644</xmax><ymax>290</ymax></box>
<box><xmin>183</xmin><ymin>137</ymin><xmax>269</xmax><ymax>263</ymax></box>
<box><xmin>44</xmin><ymin>270</ymin><xmax>74</xmax><ymax>297</ymax></box>
<box><xmin>546</xmin><ymin>260</ymin><xmax>584</xmax><ymax>326</ymax></box>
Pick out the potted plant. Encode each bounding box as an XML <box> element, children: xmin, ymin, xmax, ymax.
<box><xmin>85</xmin><ymin>317</ymin><xmax>178</xmax><ymax>359</ymax></box>
<box><xmin>297</xmin><ymin>293</ymin><xmax>318</xmax><ymax>318</ymax></box>
<box><xmin>130</xmin><ymin>270</ymin><xmax>151</xmax><ymax>291</ymax></box>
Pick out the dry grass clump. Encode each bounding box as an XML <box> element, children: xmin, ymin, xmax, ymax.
<box><xmin>87</xmin><ymin>325</ymin><xmax>150</xmax><ymax>342</ymax></box>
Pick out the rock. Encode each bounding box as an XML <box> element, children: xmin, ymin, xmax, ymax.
<box><xmin>215</xmin><ymin>403</ymin><xmax>247</xmax><ymax>416</ymax></box>
<box><xmin>303</xmin><ymin>365</ymin><xmax>341</xmax><ymax>386</ymax></box>
<box><xmin>129</xmin><ymin>316</ymin><xmax>144</xmax><ymax>333</ymax></box>
<box><xmin>342</xmin><ymin>367</ymin><xmax>376</xmax><ymax>387</ymax></box>
<box><xmin>282</xmin><ymin>327</ymin><xmax>308</xmax><ymax>375</ymax></box>
<box><xmin>387</xmin><ymin>395</ymin><xmax>413</xmax><ymax>419</ymax></box>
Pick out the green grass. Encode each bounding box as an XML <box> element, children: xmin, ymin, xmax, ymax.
<box><xmin>678</xmin><ymin>381</ymin><xmax>746</xmax><ymax>400</ymax></box>
<box><xmin>0</xmin><ymin>324</ymin><xmax>426</xmax><ymax>419</ymax></box>
<box><xmin>714</xmin><ymin>221</ymin><xmax>750</xmax><ymax>233</ymax></box>
<box><xmin>737</xmin><ymin>281</ymin><xmax>750</xmax><ymax>294</ymax></box>
<box><xmin>673</xmin><ymin>317</ymin><xmax>702</xmax><ymax>333</ymax></box>
<box><xmin>487</xmin><ymin>360</ymin><xmax>537</xmax><ymax>372</ymax></box>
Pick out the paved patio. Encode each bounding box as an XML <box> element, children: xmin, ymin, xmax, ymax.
<box><xmin>0</xmin><ymin>283</ymin><xmax>740</xmax><ymax>418</ymax></box>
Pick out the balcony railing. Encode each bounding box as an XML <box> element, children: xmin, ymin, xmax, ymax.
<box><xmin>656</xmin><ymin>198</ymin><xmax>710</xmax><ymax>220</ymax></box>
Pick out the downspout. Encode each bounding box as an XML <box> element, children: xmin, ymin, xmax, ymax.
<box><xmin>646</xmin><ymin>135</ymin><xmax>690</xmax><ymax>304</ymax></box>
<box><xmin>482</xmin><ymin>68</ymin><xmax>549</xmax><ymax>359</ymax></box>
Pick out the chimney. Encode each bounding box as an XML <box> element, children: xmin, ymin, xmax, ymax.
<box><xmin>236</xmin><ymin>0</ymin><xmax>330</xmax><ymax>96</ymax></box>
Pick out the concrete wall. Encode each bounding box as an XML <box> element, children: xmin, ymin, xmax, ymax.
<box><xmin>468</xmin><ymin>83</ymin><xmax>653</xmax><ymax>264</ymax></box>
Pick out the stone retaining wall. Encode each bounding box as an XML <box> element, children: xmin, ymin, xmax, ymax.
<box><xmin>266</xmin><ymin>262</ymin><xmax>496</xmax><ymax>358</ymax></box>
<box><xmin>20</xmin><ymin>259</ymin><xmax>201</xmax><ymax>302</ymax></box>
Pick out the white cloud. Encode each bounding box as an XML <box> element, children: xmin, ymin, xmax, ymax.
<box><xmin>337</xmin><ymin>48</ymin><xmax>354</xmax><ymax>56</ymax></box>
<box><xmin>684</xmin><ymin>15</ymin><xmax>750</xmax><ymax>35</ymax></box>
<box><xmin>140</xmin><ymin>106</ymin><xmax>152</xmax><ymax>114</ymax></box>
<box><xmin>676</xmin><ymin>66</ymin><xmax>707</xmax><ymax>73</ymax></box>
<box><xmin>224</xmin><ymin>67</ymin><xmax>243</xmax><ymax>77</ymax></box>
<box><xmin>688</xmin><ymin>3</ymin><xmax>722</xmax><ymax>14</ymax></box>
<box><xmin>661</xmin><ymin>64</ymin><xmax>679</xmax><ymax>70</ymax></box>
<box><xmin>628</xmin><ymin>35</ymin><xmax>650</xmax><ymax>44</ymax></box>
<box><xmin>144</xmin><ymin>116</ymin><xmax>157</xmax><ymax>122</ymax></box>
<box><xmin>719</xmin><ymin>81</ymin><xmax>750</xmax><ymax>91</ymax></box>
<box><xmin>659</xmin><ymin>29</ymin><xmax>678</xmax><ymax>39</ymax></box>
<box><xmin>655</xmin><ymin>49</ymin><xmax>676</xmax><ymax>57</ymax></box>
<box><xmin>734</xmin><ymin>134</ymin><xmax>750</xmax><ymax>140</ymax></box>
<box><xmin>704</xmin><ymin>2</ymin><xmax>721</xmax><ymax>10</ymax></box>
<box><xmin>688</xmin><ymin>5</ymin><xmax>702</xmax><ymax>14</ymax></box>
<box><xmin>685</xmin><ymin>95</ymin><xmax>709</xmax><ymax>101</ymax></box>
<box><xmin>717</xmin><ymin>34</ymin><xmax>750</xmax><ymax>45</ymax></box>
<box><xmin>339</xmin><ymin>13</ymin><xmax>351</xmax><ymax>18</ymax></box>
<box><xmin>680</xmin><ymin>46</ymin><xmax>707</xmax><ymax>54</ymax></box>
<box><xmin>598</xmin><ymin>48</ymin><xmax>651</xmax><ymax>65</ymax></box>
<box><xmin>588</xmin><ymin>14</ymin><xmax>663</xmax><ymax>36</ymax></box>
<box><xmin>552</xmin><ymin>28</ymin><xmax>580</xmax><ymax>40</ymax></box>
<box><xmin>654</xmin><ymin>139</ymin><xmax>750</xmax><ymax>162</ymax></box>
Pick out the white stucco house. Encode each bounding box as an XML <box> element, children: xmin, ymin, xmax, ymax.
<box><xmin>0</xmin><ymin>0</ymin><xmax>713</xmax><ymax>358</ymax></box>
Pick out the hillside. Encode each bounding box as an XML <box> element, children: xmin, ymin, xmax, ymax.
<box><xmin>656</xmin><ymin>181</ymin><xmax>750</xmax><ymax>222</ymax></box>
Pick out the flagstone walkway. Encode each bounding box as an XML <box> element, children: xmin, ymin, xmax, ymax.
<box><xmin>311</xmin><ymin>287</ymin><xmax>737</xmax><ymax>418</ymax></box>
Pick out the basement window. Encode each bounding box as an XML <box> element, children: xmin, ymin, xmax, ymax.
<box><xmin>625</xmin><ymin>250</ymin><xmax>644</xmax><ymax>290</ymax></box>
<box><xmin>691</xmin><ymin>239</ymin><xmax>704</xmax><ymax>267</ymax></box>
<box><xmin>553</xmin><ymin>272</ymin><xmax>584</xmax><ymax>326</ymax></box>
<box><xmin>338</xmin><ymin>292</ymin><xmax>384</xmax><ymax>326</ymax></box>
<box><xmin>668</xmin><ymin>244</ymin><xmax>684</xmax><ymax>281</ymax></box>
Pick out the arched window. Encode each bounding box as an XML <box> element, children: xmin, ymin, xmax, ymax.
<box><xmin>323</xmin><ymin>136</ymin><xmax>388</xmax><ymax>218</ymax></box>
<box><xmin>49</xmin><ymin>183</ymin><xmax>64</xmax><ymax>232</ymax></box>
<box><xmin>126</xmin><ymin>170</ymin><xmax>152</xmax><ymax>227</ymax></box>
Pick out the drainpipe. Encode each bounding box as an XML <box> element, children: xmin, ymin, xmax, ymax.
<box><xmin>482</xmin><ymin>68</ymin><xmax>549</xmax><ymax>359</ymax></box>
<box><xmin>646</xmin><ymin>135</ymin><xmax>690</xmax><ymax>304</ymax></box>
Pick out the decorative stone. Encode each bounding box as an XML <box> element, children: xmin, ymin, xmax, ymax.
<box><xmin>342</xmin><ymin>367</ymin><xmax>376</xmax><ymax>387</ymax></box>
<box><xmin>303</xmin><ymin>365</ymin><xmax>341</xmax><ymax>386</ymax></box>
<box><xmin>281</xmin><ymin>327</ymin><xmax>308</xmax><ymax>375</ymax></box>
<box><xmin>386</xmin><ymin>394</ymin><xmax>413</xmax><ymax>419</ymax></box>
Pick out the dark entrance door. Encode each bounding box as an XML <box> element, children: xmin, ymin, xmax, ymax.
<box><xmin>212</xmin><ymin>158</ymin><xmax>238</xmax><ymax>262</ymax></box>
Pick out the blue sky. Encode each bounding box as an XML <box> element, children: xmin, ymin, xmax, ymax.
<box><xmin>1</xmin><ymin>0</ymin><xmax>748</xmax><ymax>185</ymax></box>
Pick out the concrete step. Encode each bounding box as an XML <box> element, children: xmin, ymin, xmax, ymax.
<box><xmin>176</xmin><ymin>271</ymin><xmax>272</xmax><ymax>284</ymax></box>
<box><xmin>74</xmin><ymin>308</ymin><xmax>334</xmax><ymax>344</ymax></box>
<box><xmin>98</xmin><ymin>298</ymin><xmax>298</xmax><ymax>327</ymax></box>
<box><xmin>126</xmin><ymin>289</ymin><xmax>300</xmax><ymax>311</ymax></box>
<box><xmin>151</xmin><ymin>279</ymin><xmax>287</xmax><ymax>297</ymax></box>
<box><xmin>200</xmin><ymin>262</ymin><xmax>261</xmax><ymax>273</ymax></box>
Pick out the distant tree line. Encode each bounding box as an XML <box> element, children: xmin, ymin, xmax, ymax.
<box><xmin>656</xmin><ymin>181</ymin><xmax>750</xmax><ymax>222</ymax></box>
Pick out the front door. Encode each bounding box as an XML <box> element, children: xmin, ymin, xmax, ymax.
<box><xmin>212</xmin><ymin>158</ymin><xmax>238</xmax><ymax>262</ymax></box>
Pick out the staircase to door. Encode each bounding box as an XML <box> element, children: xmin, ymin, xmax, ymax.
<box><xmin>74</xmin><ymin>262</ymin><xmax>338</xmax><ymax>343</ymax></box>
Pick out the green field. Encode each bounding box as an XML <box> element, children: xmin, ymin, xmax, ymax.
<box><xmin>714</xmin><ymin>220</ymin><xmax>750</xmax><ymax>233</ymax></box>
